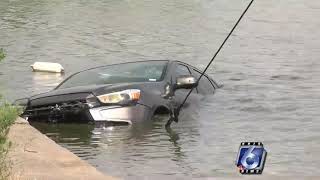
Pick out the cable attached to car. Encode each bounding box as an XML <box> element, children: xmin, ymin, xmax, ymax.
<box><xmin>166</xmin><ymin>0</ymin><xmax>255</xmax><ymax>128</ymax></box>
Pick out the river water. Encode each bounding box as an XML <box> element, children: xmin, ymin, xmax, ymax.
<box><xmin>1</xmin><ymin>0</ymin><xmax>320</xmax><ymax>179</ymax></box>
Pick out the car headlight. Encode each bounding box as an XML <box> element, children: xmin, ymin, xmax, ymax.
<box><xmin>97</xmin><ymin>89</ymin><xmax>141</xmax><ymax>104</ymax></box>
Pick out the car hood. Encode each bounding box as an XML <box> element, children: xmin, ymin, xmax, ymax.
<box><xmin>30</xmin><ymin>84</ymin><xmax>113</xmax><ymax>100</ymax></box>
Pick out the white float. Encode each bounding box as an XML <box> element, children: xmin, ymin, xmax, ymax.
<box><xmin>30</xmin><ymin>62</ymin><xmax>64</xmax><ymax>73</ymax></box>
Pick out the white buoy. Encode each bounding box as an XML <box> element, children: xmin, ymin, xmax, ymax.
<box><xmin>30</xmin><ymin>62</ymin><xmax>64</xmax><ymax>73</ymax></box>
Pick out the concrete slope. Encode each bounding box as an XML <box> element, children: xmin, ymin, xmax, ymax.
<box><xmin>7</xmin><ymin>117</ymin><xmax>117</xmax><ymax>180</ymax></box>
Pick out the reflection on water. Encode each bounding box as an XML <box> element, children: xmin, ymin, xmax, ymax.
<box><xmin>2</xmin><ymin>0</ymin><xmax>320</xmax><ymax>178</ymax></box>
<box><xmin>32</xmin><ymin>72</ymin><xmax>64</xmax><ymax>88</ymax></box>
<box><xmin>31</xmin><ymin>115</ymin><xmax>197</xmax><ymax>179</ymax></box>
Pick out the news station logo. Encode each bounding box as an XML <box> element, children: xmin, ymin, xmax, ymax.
<box><xmin>235</xmin><ymin>142</ymin><xmax>267</xmax><ymax>174</ymax></box>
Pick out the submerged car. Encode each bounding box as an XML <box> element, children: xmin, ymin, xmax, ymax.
<box><xmin>22</xmin><ymin>60</ymin><xmax>219</xmax><ymax>125</ymax></box>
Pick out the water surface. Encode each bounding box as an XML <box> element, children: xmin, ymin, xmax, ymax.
<box><xmin>1</xmin><ymin>0</ymin><xmax>320</xmax><ymax>178</ymax></box>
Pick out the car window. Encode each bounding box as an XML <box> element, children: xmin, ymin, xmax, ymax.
<box><xmin>190</xmin><ymin>69</ymin><xmax>214</xmax><ymax>94</ymax></box>
<box><xmin>58</xmin><ymin>61</ymin><xmax>168</xmax><ymax>89</ymax></box>
<box><xmin>176</xmin><ymin>64</ymin><xmax>191</xmax><ymax>76</ymax></box>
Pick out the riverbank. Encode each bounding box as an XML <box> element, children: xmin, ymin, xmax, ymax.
<box><xmin>0</xmin><ymin>102</ymin><xmax>19</xmax><ymax>179</ymax></box>
<box><xmin>7</xmin><ymin>117</ymin><xmax>116</xmax><ymax>180</ymax></box>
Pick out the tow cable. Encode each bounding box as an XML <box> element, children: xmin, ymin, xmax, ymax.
<box><xmin>166</xmin><ymin>0</ymin><xmax>255</xmax><ymax>128</ymax></box>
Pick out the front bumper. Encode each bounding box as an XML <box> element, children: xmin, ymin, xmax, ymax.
<box><xmin>89</xmin><ymin>104</ymin><xmax>152</xmax><ymax>124</ymax></box>
<box><xmin>24</xmin><ymin>101</ymin><xmax>152</xmax><ymax>124</ymax></box>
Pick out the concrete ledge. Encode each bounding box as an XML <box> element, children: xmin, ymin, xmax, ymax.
<box><xmin>7</xmin><ymin>117</ymin><xmax>116</xmax><ymax>180</ymax></box>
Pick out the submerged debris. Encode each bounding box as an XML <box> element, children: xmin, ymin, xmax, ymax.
<box><xmin>30</xmin><ymin>62</ymin><xmax>64</xmax><ymax>73</ymax></box>
<box><xmin>0</xmin><ymin>48</ymin><xmax>6</xmax><ymax>61</ymax></box>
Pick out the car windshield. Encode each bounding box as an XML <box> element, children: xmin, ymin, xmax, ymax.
<box><xmin>57</xmin><ymin>61</ymin><xmax>168</xmax><ymax>89</ymax></box>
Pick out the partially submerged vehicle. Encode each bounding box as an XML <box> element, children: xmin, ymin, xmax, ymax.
<box><xmin>22</xmin><ymin>60</ymin><xmax>219</xmax><ymax>125</ymax></box>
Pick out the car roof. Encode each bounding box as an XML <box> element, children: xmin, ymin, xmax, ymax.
<box><xmin>171</xmin><ymin>60</ymin><xmax>205</xmax><ymax>74</ymax></box>
<box><xmin>80</xmin><ymin>59</ymin><xmax>199</xmax><ymax>69</ymax></box>
<box><xmin>84</xmin><ymin>60</ymin><xmax>169</xmax><ymax>70</ymax></box>
<box><xmin>74</xmin><ymin>60</ymin><xmax>205</xmax><ymax>77</ymax></box>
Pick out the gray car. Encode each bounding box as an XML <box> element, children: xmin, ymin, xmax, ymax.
<box><xmin>22</xmin><ymin>60</ymin><xmax>219</xmax><ymax>125</ymax></box>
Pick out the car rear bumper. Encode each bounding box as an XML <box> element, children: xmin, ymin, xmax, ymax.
<box><xmin>89</xmin><ymin>104</ymin><xmax>152</xmax><ymax>124</ymax></box>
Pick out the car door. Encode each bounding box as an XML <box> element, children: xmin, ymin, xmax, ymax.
<box><xmin>172</xmin><ymin>63</ymin><xmax>198</xmax><ymax>108</ymax></box>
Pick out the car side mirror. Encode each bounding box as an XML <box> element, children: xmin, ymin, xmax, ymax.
<box><xmin>175</xmin><ymin>75</ymin><xmax>198</xmax><ymax>90</ymax></box>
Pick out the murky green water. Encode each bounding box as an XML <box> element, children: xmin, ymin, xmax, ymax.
<box><xmin>1</xmin><ymin>0</ymin><xmax>320</xmax><ymax>179</ymax></box>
